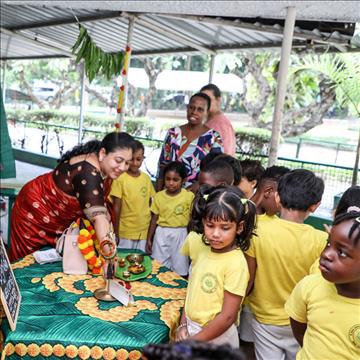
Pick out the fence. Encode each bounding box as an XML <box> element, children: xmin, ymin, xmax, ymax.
<box><xmin>6</xmin><ymin>119</ymin><xmax>359</xmax><ymax>211</ymax></box>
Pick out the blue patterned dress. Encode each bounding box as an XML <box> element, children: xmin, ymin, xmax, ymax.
<box><xmin>157</xmin><ymin>126</ymin><xmax>223</xmax><ymax>187</ymax></box>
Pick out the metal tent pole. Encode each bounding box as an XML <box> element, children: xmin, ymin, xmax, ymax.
<box><xmin>268</xmin><ymin>6</ymin><xmax>296</xmax><ymax>166</ymax></box>
<box><xmin>78</xmin><ymin>62</ymin><xmax>86</xmax><ymax>144</ymax></box>
<box><xmin>208</xmin><ymin>54</ymin><xmax>216</xmax><ymax>83</ymax></box>
<box><xmin>118</xmin><ymin>16</ymin><xmax>135</xmax><ymax>129</ymax></box>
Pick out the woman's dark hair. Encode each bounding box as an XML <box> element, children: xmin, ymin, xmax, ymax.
<box><xmin>188</xmin><ymin>185</ymin><xmax>256</xmax><ymax>251</ymax></box>
<box><xmin>164</xmin><ymin>161</ymin><xmax>187</xmax><ymax>180</ymax></box>
<box><xmin>143</xmin><ymin>339</ymin><xmax>246</xmax><ymax>360</ymax></box>
<box><xmin>200</xmin><ymin>83</ymin><xmax>222</xmax><ymax>98</ymax></box>
<box><xmin>333</xmin><ymin>210</ymin><xmax>360</xmax><ymax>246</ymax></box>
<box><xmin>189</xmin><ymin>92</ymin><xmax>211</xmax><ymax>111</ymax></box>
<box><xmin>59</xmin><ymin>132</ymin><xmax>136</xmax><ymax>163</ymax></box>
<box><xmin>334</xmin><ymin>186</ymin><xmax>360</xmax><ymax>218</ymax></box>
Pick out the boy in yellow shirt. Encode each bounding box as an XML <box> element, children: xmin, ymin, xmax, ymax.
<box><xmin>285</xmin><ymin>210</ymin><xmax>360</xmax><ymax>360</ymax></box>
<box><xmin>110</xmin><ymin>140</ymin><xmax>155</xmax><ymax>252</ymax></box>
<box><xmin>146</xmin><ymin>161</ymin><xmax>194</xmax><ymax>276</ymax></box>
<box><xmin>246</xmin><ymin>169</ymin><xmax>328</xmax><ymax>360</ymax></box>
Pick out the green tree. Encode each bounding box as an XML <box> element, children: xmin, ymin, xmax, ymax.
<box><xmin>218</xmin><ymin>52</ymin><xmax>336</xmax><ymax>137</ymax></box>
<box><xmin>295</xmin><ymin>53</ymin><xmax>360</xmax><ymax>185</ymax></box>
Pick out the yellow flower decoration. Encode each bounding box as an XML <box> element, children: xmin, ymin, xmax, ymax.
<box><xmin>27</xmin><ymin>343</ymin><xmax>40</xmax><ymax>357</ymax></box>
<box><xmin>116</xmin><ymin>348</ymin><xmax>129</xmax><ymax>360</ymax></box>
<box><xmin>129</xmin><ymin>350</ymin><xmax>142</xmax><ymax>360</ymax></box>
<box><xmin>65</xmin><ymin>344</ymin><xmax>78</xmax><ymax>358</ymax></box>
<box><xmin>91</xmin><ymin>345</ymin><xmax>103</xmax><ymax>359</ymax></box>
<box><xmin>78</xmin><ymin>345</ymin><xmax>91</xmax><ymax>359</ymax></box>
<box><xmin>53</xmin><ymin>344</ymin><xmax>65</xmax><ymax>357</ymax></box>
<box><xmin>4</xmin><ymin>343</ymin><xmax>15</xmax><ymax>356</ymax></box>
<box><xmin>40</xmin><ymin>343</ymin><xmax>53</xmax><ymax>357</ymax></box>
<box><xmin>103</xmin><ymin>347</ymin><xmax>116</xmax><ymax>360</ymax></box>
<box><xmin>15</xmin><ymin>343</ymin><xmax>27</xmax><ymax>356</ymax></box>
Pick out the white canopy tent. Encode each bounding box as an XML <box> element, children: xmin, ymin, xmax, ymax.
<box><xmin>1</xmin><ymin>1</ymin><xmax>359</xmax><ymax>166</ymax></box>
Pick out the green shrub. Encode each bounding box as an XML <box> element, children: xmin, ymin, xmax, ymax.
<box><xmin>234</xmin><ymin>126</ymin><xmax>275</xmax><ymax>155</ymax></box>
<box><xmin>6</xmin><ymin>109</ymin><xmax>154</xmax><ymax>137</ymax></box>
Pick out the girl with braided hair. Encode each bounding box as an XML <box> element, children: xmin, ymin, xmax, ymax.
<box><xmin>178</xmin><ymin>185</ymin><xmax>256</xmax><ymax>348</ymax></box>
<box><xmin>285</xmin><ymin>209</ymin><xmax>360</xmax><ymax>360</ymax></box>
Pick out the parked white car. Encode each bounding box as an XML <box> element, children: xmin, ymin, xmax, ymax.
<box><xmin>32</xmin><ymin>85</ymin><xmax>58</xmax><ymax>101</ymax></box>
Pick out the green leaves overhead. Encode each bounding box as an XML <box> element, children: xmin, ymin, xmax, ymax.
<box><xmin>71</xmin><ymin>24</ymin><xmax>124</xmax><ymax>83</ymax></box>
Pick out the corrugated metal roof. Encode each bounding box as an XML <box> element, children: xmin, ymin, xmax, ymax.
<box><xmin>0</xmin><ymin>3</ymin><xmax>357</xmax><ymax>60</ymax></box>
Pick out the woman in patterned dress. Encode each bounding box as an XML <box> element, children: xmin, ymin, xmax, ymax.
<box><xmin>9</xmin><ymin>132</ymin><xmax>136</xmax><ymax>261</ymax></box>
<box><xmin>156</xmin><ymin>93</ymin><xmax>223</xmax><ymax>191</ymax></box>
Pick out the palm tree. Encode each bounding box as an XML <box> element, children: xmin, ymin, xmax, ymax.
<box><xmin>295</xmin><ymin>53</ymin><xmax>360</xmax><ymax>185</ymax></box>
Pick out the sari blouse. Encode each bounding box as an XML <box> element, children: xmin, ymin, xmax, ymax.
<box><xmin>158</xmin><ymin>126</ymin><xmax>223</xmax><ymax>187</ymax></box>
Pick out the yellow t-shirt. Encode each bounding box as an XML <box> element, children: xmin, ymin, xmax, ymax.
<box><xmin>151</xmin><ymin>189</ymin><xmax>194</xmax><ymax>227</ymax></box>
<box><xmin>309</xmin><ymin>258</ymin><xmax>321</xmax><ymax>275</ymax></box>
<box><xmin>181</xmin><ymin>231</ymin><xmax>210</xmax><ymax>264</ymax></box>
<box><xmin>246</xmin><ymin>216</ymin><xmax>327</xmax><ymax>325</ymax></box>
<box><xmin>110</xmin><ymin>171</ymin><xmax>155</xmax><ymax>240</ymax></box>
<box><xmin>182</xmin><ymin>232</ymin><xmax>249</xmax><ymax>327</ymax></box>
<box><xmin>285</xmin><ymin>274</ymin><xmax>360</xmax><ymax>360</ymax></box>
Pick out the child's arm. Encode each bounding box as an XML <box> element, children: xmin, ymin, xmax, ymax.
<box><xmin>175</xmin><ymin>308</ymin><xmax>189</xmax><ymax>342</ymax></box>
<box><xmin>146</xmin><ymin>213</ymin><xmax>159</xmax><ymax>254</ymax></box>
<box><xmin>289</xmin><ymin>318</ymin><xmax>307</xmax><ymax>347</ymax></box>
<box><xmin>111</xmin><ymin>196</ymin><xmax>122</xmax><ymax>241</ymax></box>
<box><xmin>245</xmin><ymin>254</ymin><xmax>256</xmax><ymax>295</ymax></box>
<box><xmin>191</xmin><ymin>291</ymin><xmax>242</xmax><ymax>342</ymax></box>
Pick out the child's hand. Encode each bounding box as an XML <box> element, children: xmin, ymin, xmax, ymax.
<box><xmin>145</xmin><ymin>240</ymin><xmax>153</xmax><ymax>255</ymax></box>
<box><xmin>175</xmin><ymin>324</ymin><xmax>189</xmax><ymax>342</ymax></box>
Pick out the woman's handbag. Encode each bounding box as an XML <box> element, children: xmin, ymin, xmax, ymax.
<box><xmin>56</xmin><ymin>222</ymin><xmax>88</xmax><ymax>275</ymax></box>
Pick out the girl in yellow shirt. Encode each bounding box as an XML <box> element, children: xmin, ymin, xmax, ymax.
<box><xmin>177</xmin><ymin>185</ymin><xmax>256</xmax><ymax>348</ymax></box>
<box><xmin>286</xmin><ymin>209</ymin><xmax>360</xmax><ymax>360</ymax></box>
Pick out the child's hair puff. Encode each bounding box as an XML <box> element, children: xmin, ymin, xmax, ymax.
<box><xmin>333</xmin><ymin>209</ymin><xmax>360</xmax><ymax>245</ymax></box>
<box><xmin>188</xmin><ymin>184</ymin><xmax>256</xmax><ymax>251</ymax></box>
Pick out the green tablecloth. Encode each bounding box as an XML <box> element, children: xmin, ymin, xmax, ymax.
<box><xmin>1</xmin><ymin>252</ymin><xmax>187</xmax><ymax>359</ymax></box>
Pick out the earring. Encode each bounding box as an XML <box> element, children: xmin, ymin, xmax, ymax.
<box><xmin>201</xmin><ymin>234</ymin><xmax>210</xmax><ymax>245</ymax></box>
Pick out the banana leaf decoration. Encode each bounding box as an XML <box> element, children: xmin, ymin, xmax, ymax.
<box><xmin>72</xmin><ymin>24</ymin><xmax>125</xmax><ymax>83</ymax></box>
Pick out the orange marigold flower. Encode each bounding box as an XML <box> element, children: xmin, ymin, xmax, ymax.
<box><xmin>78</xmin><ymin>345</ymin><xmax>91</xmax><ymax>360</ymax></box>
<box><xmin>27</xmin><ymin>343</ymin><xmax>40</xmax><ymax>357</ymax></box>
<box><xmin>91</xmin><ymin>345</ymin><xmax>103</xmax><ymax>359</ymax></box>
<box><xmin>103</xmin><ymin>347</ymin><xmax>116</xmax><ymax>360</ymax></box>
<box><xmin>65</xmin><ymin>344</ymin><xmax>78</xmax><ymax>358</ymax></box>
<box><xmin>129</xmin><ymin>350</ymin><xmax>142</xmax><ymax>360</ymax></box>
<box><xmin>15</xmin><ymin>343</ymin><xmax>27</xmax><ymax>356</ymax></box>
<box><xmin>40</xmin><ymin>343</ymin><xmax>53</xmax><ymax>357</ymax></box>
<box><xmin>53</xmin><ymin>344</ymin><xmax>65</xmax><ymax>357</ymax></box>
<box><xmin>116</xmin><ymin>348</ymin><xmax>129</xmax><ymax>360</ymax></box>
<box><xmin>4</xmin><ymin>343</ymin><xmax>15</xmax><ymax>356</ymax></box>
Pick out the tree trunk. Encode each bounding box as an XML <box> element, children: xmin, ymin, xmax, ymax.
<box><xmin>136</xmin><ymin>58</ymin><xmax>163</xmax><ymax>117</ymax></box>
<box><xmin>18</xmin><ymin>69</ymin><xmax>45</xmax><ymax>108</ymax></box>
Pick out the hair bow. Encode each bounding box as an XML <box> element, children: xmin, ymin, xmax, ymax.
<box><xmin>203</xmin><ymin>194</ymin><xmax>209</xmax><ymax>201</ymax></box>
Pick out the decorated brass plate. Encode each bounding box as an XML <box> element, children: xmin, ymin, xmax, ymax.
<box><xmin>128</xmin><ymin>264</ymin><xmax>145</xmax><ymax>274</ymax></box>
<box><xmin>115</xmin><ymin>251</ymin><xmax>152</xmax><ymax>281</ymax></box>
<box><xmin>126</xmin><ymin>254</ymin><xmax>144</xmax><ymax>264</ymax></box>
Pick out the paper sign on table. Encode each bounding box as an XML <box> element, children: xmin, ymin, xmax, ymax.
<box><xmin>109</xmin><ymin>280</ymin><xmax>134</xmax><ymax>306</ymax></box>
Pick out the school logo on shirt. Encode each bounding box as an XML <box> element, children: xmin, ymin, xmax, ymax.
<box><xmin>174</xmin><ymin>205</ymin><xmax>184</xmax><ymax>215</ymax></box>
<box><xmin>348</xmin><ymin>324</ymin><xmax>360</xmax><ymax>348</ymax></box>
<box><xmin>201</xmin><ymin>273</ymin><xmax>218</xmax><ymax>293</ymax></box>
<box><xmin>140</xmin><ymin>186</ymin><xmax>147</xmax><ymax>197</ymax></box>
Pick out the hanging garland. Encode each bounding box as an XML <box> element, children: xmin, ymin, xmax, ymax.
<box><xmin>71</xmin><ymin>24</ymin><xmax>125</xmax><ymax>82</ymax></box>
<box><xmin>76</xmin><ymin>218</ymin><xmax>104</xmax><ymax>275</ymax></box>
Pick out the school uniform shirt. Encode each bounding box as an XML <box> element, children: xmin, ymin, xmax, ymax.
<box><xmin>285</xmin><ymin>274</ymin><xmax>360</xmax><ymax>360</ymax></box>
<box><xmin>110</xmin><ymin>171</ymin><xmax>155</xmax><ymax>240</ymax></box>
<box><xmin>182</xmin><ymin>232</ymin><xmax>249</xmax><ymax>327</ymax></box>
<box><xmin>245</xmin><ymin>216</ymin><xmax>327</xmax><ymax>325</ymax></box>
<box><xmin>150</xmin><ymin>189</ymin><xmax>194</xmax><ymax>228</ymax></box>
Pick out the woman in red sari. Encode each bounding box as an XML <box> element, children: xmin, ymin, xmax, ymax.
<box><xmin>9</xmin><ymin>132</ymin><xmax>136</xmax><ymax>261</ymax></box>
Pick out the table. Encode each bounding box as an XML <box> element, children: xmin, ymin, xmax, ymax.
<box><xmin>1</xmin><ymin>252</ymin><xmax>187</xmax><ymax>359</ymax></box>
